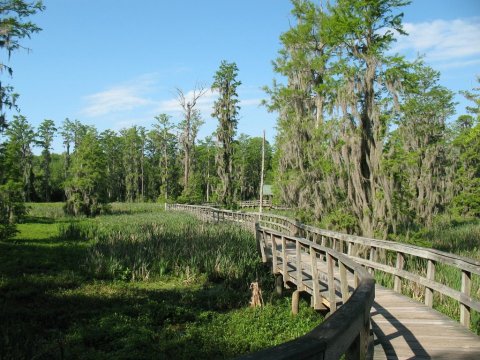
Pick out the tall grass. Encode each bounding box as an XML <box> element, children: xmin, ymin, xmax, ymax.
<box><xmin>26</xmin><ymin>202</ymin><xmax>66</xmax><ymax>219</ymax></box>
<box><xmin>65</xmin><ymin>212</ymin><xmax>267</xmax><ymax>289</ymax></box>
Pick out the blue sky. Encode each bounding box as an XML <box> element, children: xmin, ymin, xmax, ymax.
<box><xmin>4</xmin><ymin>0</ymin><xmax>480</xmax><ymax>153</ymax></box>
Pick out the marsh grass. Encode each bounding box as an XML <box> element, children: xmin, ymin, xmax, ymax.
<box><xmin>1</xmin><ymin>203</ymin><xmax>322</xmax><ymax>359</ymax></box>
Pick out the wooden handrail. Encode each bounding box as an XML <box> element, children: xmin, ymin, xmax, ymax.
<box><xmin>167</xmin><ymin>203</ymin><xmax>376</xmax><ymax>359</ymax></box>
<box><xmin>166</xmin><ymin>204</ymin><xmax>480</xmax><ymax>331</ymax></box>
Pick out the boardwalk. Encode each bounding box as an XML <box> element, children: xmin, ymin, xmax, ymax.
<box><xmin>372</xmin><ymin>287</ymin><xmax>480</xmax><ymax>360</ymax></box>
<box><xmin>272</xmin><ymin>236</ymin><xmax>480</xmax><ymax>360</ymax></box>
<box><xmin>167</xmin><ymin>204</ymin><xmax>480</xmax><ymax>360</ymax></box>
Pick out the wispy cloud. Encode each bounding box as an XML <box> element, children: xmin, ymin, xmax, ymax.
<box><xmin>157</xmin><ymin>89</ymin><xmax>263</xmax><ymax>116</ymax></box>
<box><xmin>393</xmin><ymin>17</ymin><xmax>480</xmax><ymax>65</ymax></box>
<box><xmin>157</xmin><ymin>89</ymin><xmax>218</xmax><ymax>114</ymax></box>
<box><xmin>81</xmin><ymin>74</ymin><xmax>158</xmax><ymax>117</ymax></box>
<box><xmin>240</xmin><ymin>98</ymin><xmax>262</xmax><ymax>107</ymax></box>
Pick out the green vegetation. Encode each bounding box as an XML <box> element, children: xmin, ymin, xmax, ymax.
<box><xmin>0</xmin><ymin>203</ymin><xmax>322</xmax><ymax>359</ymax></box>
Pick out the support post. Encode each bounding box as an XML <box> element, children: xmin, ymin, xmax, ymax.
<box><xmin>460</xmin><ymin>270</ymin><xmax>471</xmax><ymax>328</ymax></box>
<box><xmin>292</xmin><ymin>290</ymin><xmax>300</xmax><ymax>315</ymax></box>
<box><xmin>271</xmin><ymin>233</ymin><xmax>278</xmax><ymax>273</ymax></box>
<box><xmin>368</xmin><ymin>247</ymin><xmax>376</xmax><ymax>275</ymax></box>
<box><xmin>256</xmin><ymin>224</ymin><xmax>267</xmax><ymax>263</ymax></box>
<box><xmin>310</xmin><ymin>246</ymin><xmax>321</xmax><ymax>309</ymax></box>
<box><xmin>339</xmin><ymin>261</ymin><xmax>349</xmax><ymax>304</ymax></box>
<box><xmin>394</xmin><ymin>252</ymin><xmax>404</xmax><ymax>293</ymax></box>
<box><xmin>296</xmin><ymin>240</ymin><xmax>303</xmax><ymax>290</ymax></box>
<box><xmin>425</xmin><ymin>259</ymin><xmax>435</xmax><ymax>307</ymax></box>
<box><xmin>327</xmin><ymin>252</ymin><xmax>337</xmax><ymax>313</ymax></box>
<box><xmin>275</xmin><ymin>274</ymin><xmax>284</xmax><ymax>296</ymax></box>
<box><xmin>281</xmin><ymin>236</ymin><xmax>289</xmax><ymax>286</ymax></box>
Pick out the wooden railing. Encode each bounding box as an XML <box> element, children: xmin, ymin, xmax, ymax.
<box><xmin>239</xmin><ymin>199</ymin><xmax>272</xmax><ymax>208</ymax></box>
<box><xmin>294</xmin><ymin>224</ymin><xmax>480</xmax><ymax>328</ymax></box>
<box><xmin>167</xmin><ymin>204</ymin><xmax>480</xmax><ymax>356</ymax></box>
<box><xmin>167</xmin><ymin>204</ymin><xmax>375</xmax><ymax>359</ymax></box>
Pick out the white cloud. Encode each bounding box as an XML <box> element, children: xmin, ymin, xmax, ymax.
<box><xmin>240</xmin><ymin>98</ymin><xmax>262</xmax><ymax>107</ymax></box>
<box><xmin>157</xmin><ymin>89</ymin><xmax>263</xmax><ymax>117</ymax></box>
<box><xmin>393</xmin><ymin>17</ymin><xmax>480</xmax><ymax>64</ymax></box>
<box><xmin>157</xmin><ymin>89</ymin><xmax>218</xmax><ymax>114</ymax></box>
<box><xmin>82</xmin><ymin>74</ymin><xmax>158</xmax><ymax>117</ymax></box>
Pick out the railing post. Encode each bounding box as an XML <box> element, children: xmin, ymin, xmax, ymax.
<box><xmin>256</xmin><ymin>224</ymin><xmax>267</xmax><ymax>263</ymax></box>
<box><xmin>282</xmin><ymin>236</ymin><xmax>289</xmax><ymax>286</ymax></box>
<box><xmin>271</xmin><ymin>233</ymin><xmax>278</xmax><ymax>273</ymax></box>
<box><xmin>394</xmin><ymin>252</ymin><xmax>404</xmax><ymax>293</ymax></box>
<box><xmin>345</xmin><ymin>315</ymin><xmax>370</xmax><ymax>360</ymax></box>
<box><xmin>348</xmin><ymin>241</ymin><xmax>354</xmax><ymax>257</ymax></box>
<box><xmin>310</xmin><ymin>246</ymin><xmax>322</xmax><ymax>310</ymax></box>
<box><xmin>275</xmin><ymin>273</ymin><xmax>284</xmax><ymax>296</ymax></box>
<box><xmin>339</xmin><ymin>261</ymin><xmax>349</xmax><ymax>304</ymax></box>
<box><xmin>460</xmin><ymin>270</ymin><xmax>471</xmax><ymax>328</ymax></box>
<box><xmin>368</xmin><ymin>247</ymin><xmax>376</xmax><ymax>275</ymax></box>
<box><xmin>296</xmin><ymin>240</ymin><xmax>303</xmax><ymax>290</ymax></box>
<box><xmin>326</xmin><ymin>252</ymin><xmax>337</xmax><ymax>313</ymax></box>
<box><xmin>425</xmin><ymin>259</ymin><xmax>435</xmax><ymax>307</ymax></box>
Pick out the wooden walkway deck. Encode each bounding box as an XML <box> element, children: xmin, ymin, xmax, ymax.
<box><xmin>372</xmin><ymin>286</ymin><xmax>480</xmax><ymax>360</ymax></box>
<box><xmin>168</xmin><ymin>204</ymin><xmax>480</xmax><ymax>359</ymax></box>
<box><xmin>272</xmin><ymin>239</ymin><xmax>480</xmax><ymax>360</ymax></box>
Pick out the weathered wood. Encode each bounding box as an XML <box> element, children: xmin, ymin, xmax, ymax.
<box><xmin>327</xmin><ymin>253</ymin><xmax>337</xmax><ymax>313</ymax></box>
<box><xmin>310</xmin><ymin>246</ymin><xmax>322</xmax><ymax>309</ymax></box>
<box><xmin>394</xmin><ymin>252</ymin><xmax>404</xmax><ymax>293</ymax></box>
<box><xmin>352</xmin><ymin>257</ymin><xmax>480</xmax><ymax>313</ymax></box>
<box><xmin>425</xmin><ymin>259</ymin><xmax>435</xmax><ymax>307</ymax></box>
<box><xmin>339</xmin><ymin>260</ymin><xmax>350</xmax><ymax>304</ymax></box>
<box><xmin>271</xmin><ymin>233</ymin><xmax>278</xmax><ymax>273</ymax></box>
<box><xmin>275</xmin><ymin>274</ymin><xmax>283</xmax><ymax>296</ymax></box>
<box><xmin>460</xmin><ymin>270</ymin><xmax>471</xmax><ymax>328</ymax></box>
<box><xmin>292</xmin><ymin>290</ymin><xmax>300</xmax><ymax>315</ymax></box>
<box><xmin>169</xmin><ymin>204</ymin><xmax>480</xmax><ymax>360</ymax></box>
<box><xmin>369</xmin><ymin>247</ymin><xmax>376</xmax><ymax>275</ymax></box>
<box><xmin>281</xmin><ymin>236</ymin><xmax>289</xmax><ymax>286</ymax></box>
<box><xmin>295</xmin><ymin>240</ymin><xmax>303</xmax><ymax>291</ymax></box>
<box><xmin>256</xmin><ymin>225</ymin><xmax>267</xmax><ymax>263</ymax></box>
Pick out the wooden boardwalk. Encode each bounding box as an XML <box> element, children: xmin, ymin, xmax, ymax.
<box><xmin>372</xmin><ymin>287</ymin><xmax>480</xmax><ymax>360</ymax></box>
<box><xmin>272</xmin><ymin>239</ymin><xmax>480</xmax><ymax>360</ymax></box>
<box><xmin>168</xmin><ymin>204</ymin><xmax>480</xmax><ymax>359</ymax></box>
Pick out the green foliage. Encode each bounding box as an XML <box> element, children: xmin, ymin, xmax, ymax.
<box><xmin>0</xmin><ymin>181</ymin><xmax>25</xmax><ymax>239</ymax></box>
<box><xmin>0</xmin><ymin>0</ymin><xmax>44</xmax><ymax>130</ymax></box>
<box><xmin>64</xmin><ymin>130</ymin><xmax>109</xmax><ymax>216</ymax></box>
<box><xmin>451</xmin><ymin>80</ymin><xmax>480</xmax><ymax>217</ymax></box>
<box><xmin>3</xmin><ymin>115</ymin><xmax>36</xmax><ymax>200</ymax></box>
<box><xmin>212</xmin><ymin>60</ymin><xmax>241</xmax><ymax>207</ymax></box>
<box><xmin>36</xmin><ymin>118</ymin><xmax>57</xmax><ymax>201</ymax></box>
<box><xmin>0</xmin><ymin>203</ymin><xmax>322</xmax><ymax>358</ymax></box>
<box><xmin>234</xmin><ymin>134</ymin><xmax>273</xmax><ymax>201</ymax></box>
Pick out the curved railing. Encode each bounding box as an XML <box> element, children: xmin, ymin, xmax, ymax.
<box><xmin>166</xmin><ymin>204</ymin><xmax>480</xmax><ymax>356</ymax></box>
<box><xmin>167</xmin><ymin>204</ymin><xmax>376</xmax><ymax>359</ymax></box>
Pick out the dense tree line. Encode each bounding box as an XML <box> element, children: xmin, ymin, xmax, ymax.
<box><xmin>0</xmin><ymin>112</ymin><xmax>273</xmax><ymax>215</ymax></box>
<box><xmin>0</xmin><ymin>58</ymin><xmax>273</xmax><ymax>227</ymax></box>
<box><xmin>266</xmin><ymin>0</ymin><xmax>480</xmax><ymax>237</ymax></box>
